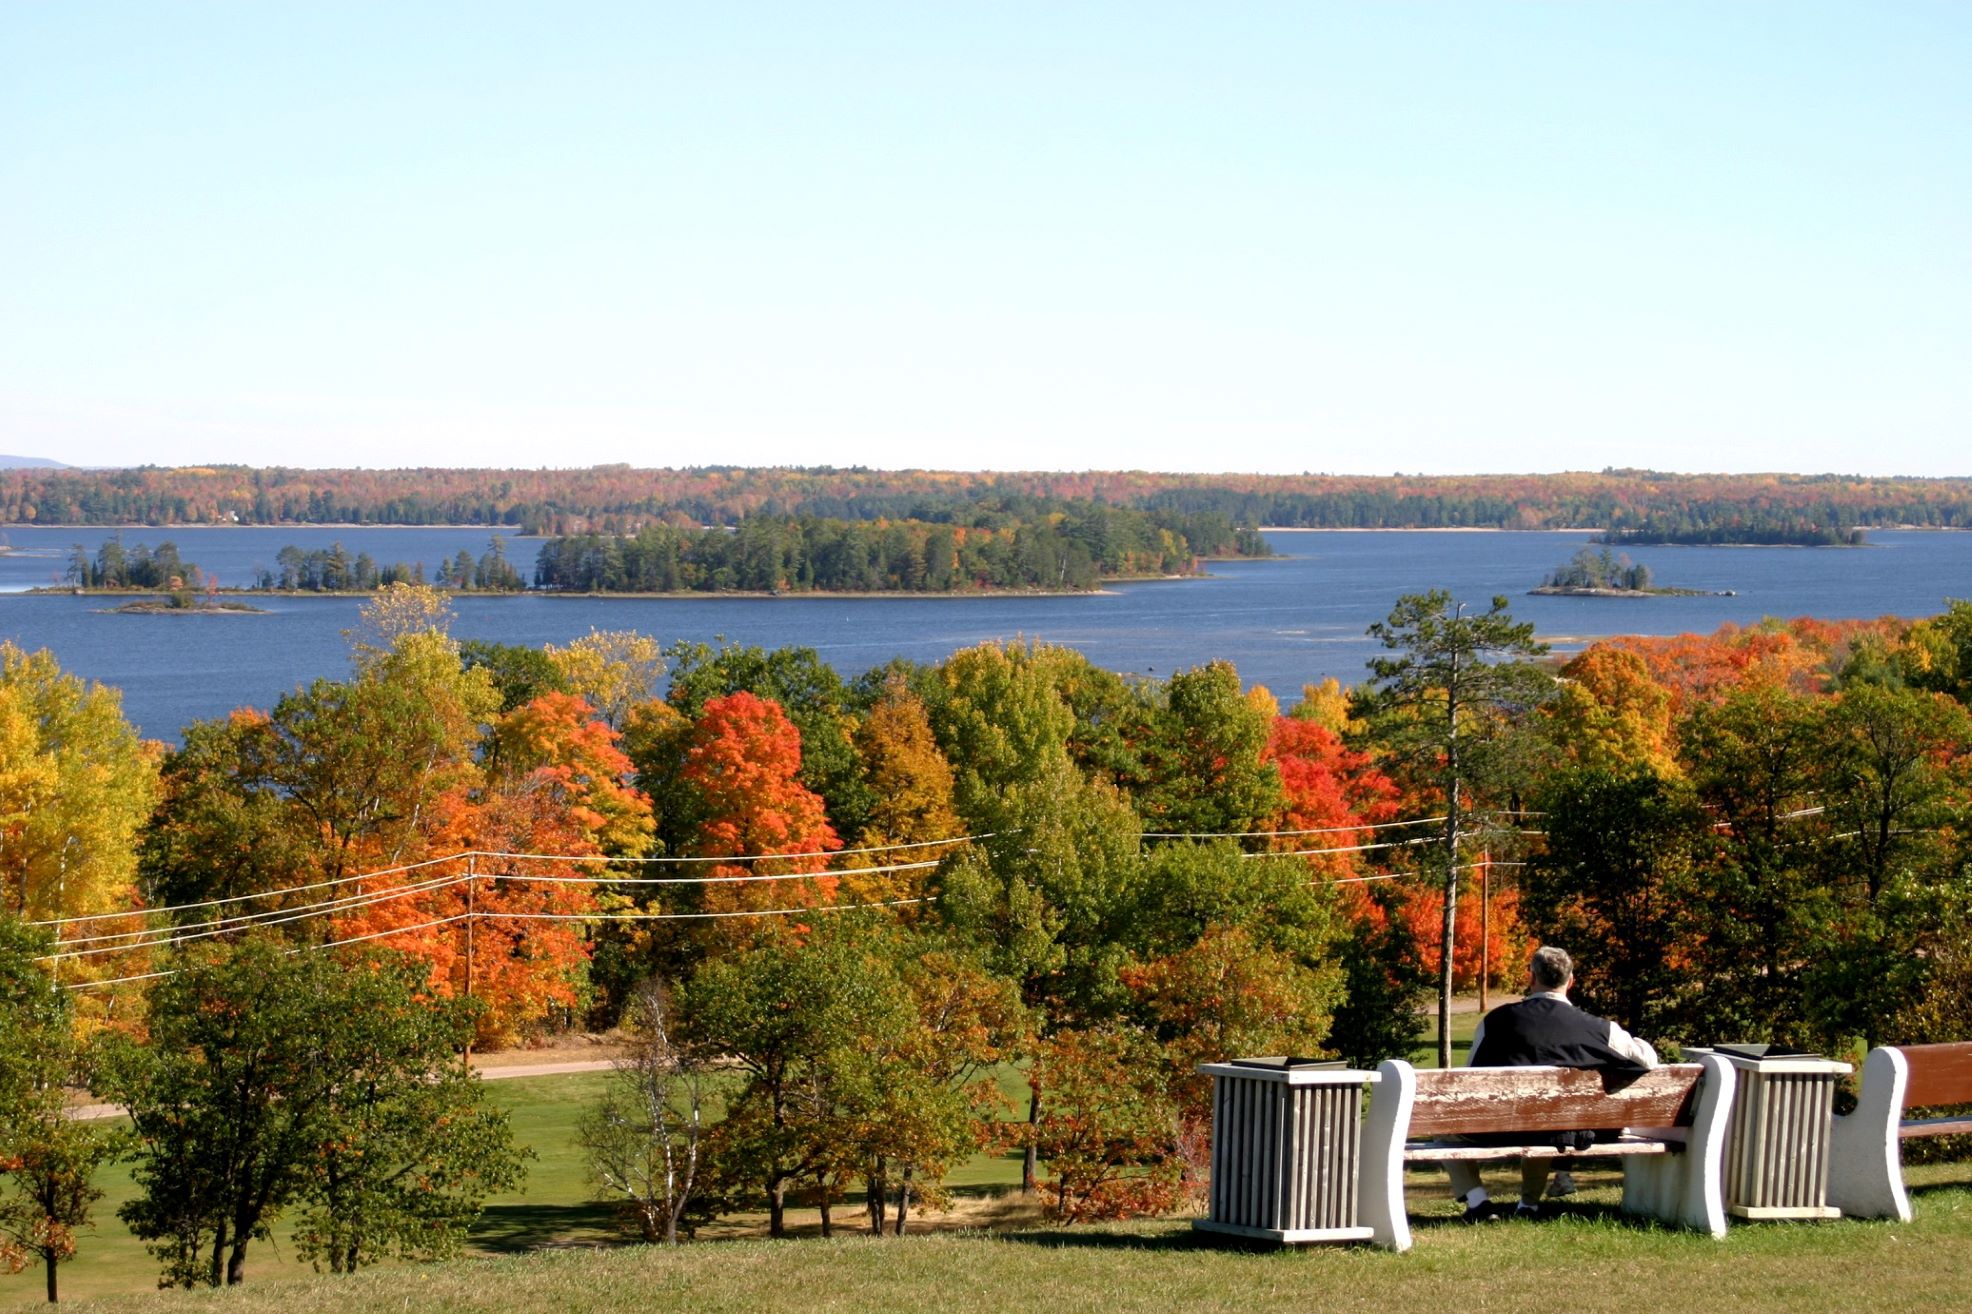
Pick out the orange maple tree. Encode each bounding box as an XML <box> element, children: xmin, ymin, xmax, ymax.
<box><xmin>680</xmin><ymin>692</ymin><xmax>842</xmax><ymax>917</ymax></box>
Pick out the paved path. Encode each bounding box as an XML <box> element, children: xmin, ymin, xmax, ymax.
<box><xmin>65</xmin><ymin>1055</ymin><xmax>620</xmax><ymax>1122</ymax></box>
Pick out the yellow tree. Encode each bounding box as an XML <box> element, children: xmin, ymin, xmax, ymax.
<box><xmin>842</xmin><ymin>678</ymin><xmax>961</xmax><ymax>903</ymax></box>
<box><xmin>0</xmin><ymin>644</ymin><xmax>160</xmax><ymax>924</ymax></box>
<box><xmin>545</xmin><ymin>630</ymin><xmax>667</xmax><ymax>729</ymax></box>
<box><xmin>1541</xmin><ymin>644</ymin><xmax>1680</xmax><ymax>777</ymax></box>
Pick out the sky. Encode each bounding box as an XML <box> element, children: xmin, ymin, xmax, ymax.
<box><xmin>2</xmin><ymin>3</ymin><xmax>1968</xmax><ymax>477</ymax></box>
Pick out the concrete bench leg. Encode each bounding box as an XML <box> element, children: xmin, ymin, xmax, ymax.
<box><xmin>1620</xmin><ymin>1052</ymin><xmax>1732</xmax><ymax>1237</ymax></box>
<box><xmin>1361</xmin><ymin>1059</ymin><xmax>1416</xmax><ymax>1252</ymax></box>
<box><xmin>1828</xmin><ymin>1046</ymin><xmax>1911</xmax><ymax>1222</ymax></box>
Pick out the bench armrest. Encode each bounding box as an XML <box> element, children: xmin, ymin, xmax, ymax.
<box><xmin>1828</xmin><ymin>1045</ymin><xmax>1911</xmax><ymax>1222</ymax></box>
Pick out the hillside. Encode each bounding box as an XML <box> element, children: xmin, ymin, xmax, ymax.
<box><xmin>3</xmin><ymin>465</ymin><xmax>1970</xmax><ymax>534</ymax></box>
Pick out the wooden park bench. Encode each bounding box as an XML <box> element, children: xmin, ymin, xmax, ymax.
<box><xmin>1359</xmin><ymin>1055</ymin><xmax>1736</xmax><ymax>1250</ymax></box>
<box><xmin>1828</xmin><ymin>1041</ymin><xmax>1972</xmax><ymax>1222</ymax></box>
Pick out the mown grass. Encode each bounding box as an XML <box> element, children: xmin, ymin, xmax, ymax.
<box><xmin>3</xmin><ymin>1067</ymin><xmax>1036</xmax><ymax>1307</ymax></box>
<box><xmin>23</xmin><ymin>1008</ymin><xmax>1964</xmax><ymax>1313</ymax></box>
<box><xmin>33</xmin><ymin>1168</ymin><xmax>1972</xmax><ymax>1314</ymax></box>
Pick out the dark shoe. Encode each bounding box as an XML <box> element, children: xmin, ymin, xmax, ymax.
<box><xmin>1460</xmin><ymin>1201</ymin><xmax>1505</xmax><ymax>1224</ymax></box>
<box><xmin>1513</xmin><ymin>1202</ymin><xmax>1543</xmax><ymax>1220</ymax></box>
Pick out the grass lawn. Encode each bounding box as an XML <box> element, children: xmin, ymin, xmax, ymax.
<box><xmin>17</xmin><ymin>1007</ymin><xmax>1962</xmax><ymax>1312</ymax></box>
<box><xmin>2</xmin><ymin>1067</ymin><xmax>1037</xmax><ymax>1308</ymax></box>
<box><xmin>24</xmin><ymin>1169</ymin><xmax>1972</xmax><ymax>1314</ymax></box>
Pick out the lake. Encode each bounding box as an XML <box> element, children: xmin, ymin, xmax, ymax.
<box><xmin>1</xmin><ymin>524</ymin><xmax>1967</xmax><ymax>741</ymax></box>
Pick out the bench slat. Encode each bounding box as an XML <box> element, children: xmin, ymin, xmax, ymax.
<box><xmin>1404</xmin><ymin>1137</ymin><xmax>1678</xmax><ymax>1162</ymax></box>
<box><xmin>1404</xmin><ymin>1064</ymin><xmax>1703</xmax><ymax>1138</ymax></box>
<box><xmin>1897</xmin><ymin>1042</ymin><xmax>1972</xmax><ymax>1112</ymax></box>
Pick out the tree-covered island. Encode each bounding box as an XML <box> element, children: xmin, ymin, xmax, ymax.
<box><xmin>1530</xmin><ymin>546</ymin><xmax>1732</xmax><ymax>597</ymax></box>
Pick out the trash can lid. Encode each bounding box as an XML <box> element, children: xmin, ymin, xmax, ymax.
<box><xmin>1713</xmin><ymin>1043</ymin><xmax>1821</xmax><ymax>1061</ymax></box>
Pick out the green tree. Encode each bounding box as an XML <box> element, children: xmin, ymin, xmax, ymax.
<box><xmin>459</xmin><ymin>639</ymin><xmax>571</xmax><ymax>713</ymax></box>
<box><xmin>1677</xmin><ymin>685</ymin><xmax>1831</xmax><ymax>1045</ymax></box>
<box><xmin>290</xmin><ymin>959</ymin><xmax>527</xmax><ymax>1274</ymax></box>
<box><xmin>1135</xmin><ymin>662</ymin><xmax>1284</xmax><ymax>835</ymax></box>
<box><xmin>100</xmin><ymin>940</ymin><xmax>523</xmax><ymax>1287</ymax></box>
<box><xmin>1522</xmin><ymin>767</ymin><xmax>1711</xmax><ymax>1037</ymax></box>
<box><xmin>680</xmin><ymin>920</ymin><xmax>912</xmax><ymax>1239</ymax></box>
<box><xmin>1815</xmin><ymin>682</ymin><xmax>1972</xmax><ymax>904</ymax></box>
<box><xmin>580</xmin><ymin>979</ymin><xmax>710</xmax><ymax>1245</ymax></box>
<box><xmin>1355</xmin><ymin>591</ymin><xmax>1551</xmax><ymax>1067</ymax></box>
<box><xmin>0</xmin><ymin>917</ymin><xmax>120</xmax><ymax>1304</ymax></box>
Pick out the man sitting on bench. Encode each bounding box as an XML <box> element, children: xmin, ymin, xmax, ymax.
<box><xmin>1452</xmin><ymin>945</ymin><xmax>1660</xmax><ymax>1221</ymax></box>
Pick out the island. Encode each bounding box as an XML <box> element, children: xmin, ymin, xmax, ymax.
<box><xmin>1594</xmin><ymin>519</ymin><xmax>1866</xmax><ymax>547</ymax></box>
<box><xmin>105</xmin><ymin>595</ymin><xmax>267</xmax><ymax>615</ymax></box>
<box><xmin>1529</xmin><ymin>547</ymin><xmax>1733</xmax><ymax>598</ymax></box>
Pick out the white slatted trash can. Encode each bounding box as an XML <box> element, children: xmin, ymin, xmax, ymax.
<box><xmin>1692</xmin><ymin>1047</ymin><xmax>1853</xmax><ymax>1220</ymax></box>
<box><xmin>1193</xmin><ymin>1059</ymin><xmax>1380</xmax><ymax>1244</ymax></box>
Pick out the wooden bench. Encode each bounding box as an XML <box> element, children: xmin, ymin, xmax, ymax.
<box><xmin>1828</xmin><ymin>1041</ymin><xmax>1972</xmax><ymax>1222</ymax></box>
<box><xmin>1360</xmin><ymin>1055</ymin><xmax>1735</xmax><ymax>1250</ymax></box>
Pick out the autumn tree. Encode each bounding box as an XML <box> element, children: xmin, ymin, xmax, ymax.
<box><xmin>1541</xmin><ymin>644</ymin><xmax>1679</xmax><ymax>777</ymax></box>
<box><xmin>545</xmin><ymin>630</ymin><xmax>667</xmax><ymax>730</ymax></box>
<box><xmin>666</xmin><ymin>641</ymin><xmax>872</xmax><ymax>844</ymax></box>
<box><xmin>1032</xmin><ymin>1025</ymin><xmax>1181</xmax><ymax>1223</ymax></box>
<box><xmin>1355</xmin><ymin>592</ymin><xmax>1551</xmax><ymax>1067</ymax></box>
<box><xmin>1264</xmin><ymin>715</ymin><xmax>1399</xmax><ymax>878</ymax></box>
<box><xmin>852</xmin><ymin>678</ymin><xmax>960</xmax><ymax>849</ymax></box>
<box><xmin>1123</xmin><ymin>923</ymin><xmax>1341</xmax><ymax>1126</ymax></box>
<box><xmin>677</xmin><ymin>692</ymin><xmax>841</xmax><ymax>920</ymax></box>
<box><xmin>1896</xmin><ymin>598</ymin><xmax>1972</xmax><ymax>706</ymax></box>
<box><xmin>0</xmin><ymin>644</ymin><xmax>159</xmax><ymax>925</ymax></box>
<box><xmin>866</xmin><ymin>947</ymin><xmax>1029</xmax><ymax>1234</ymax></box>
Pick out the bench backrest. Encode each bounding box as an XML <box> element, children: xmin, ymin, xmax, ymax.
<box><xmin>1406</xmin><ymin>1064</ymin><xmax>1704</xmax><ymax>1138</ymax></box>
<box><xmin>1895</xmin><ymin>1042</ymin><xmax>1972</xmax><ymax>1112</ymax></box>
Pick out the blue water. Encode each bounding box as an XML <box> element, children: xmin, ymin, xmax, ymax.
<box><xmin>2</xmin><ymin>525</ymin><xmax>1967</xmax><ymax>742</ymax></box>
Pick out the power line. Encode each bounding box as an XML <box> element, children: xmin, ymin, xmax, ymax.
<box><xmin>49</xmin><ymin>873</ymin><xmax>469</xmax><ymax>951</ymax></box>
<box><xmin>1143</xmin><ymin>815</ymin><xmax>1448</xmax><ymax>839</ymax></box>
<box><xmin>32</xmin><ymin>835</ymin><xmax>993</xmax><ymax>930</ymax></box>
<box><xmin>60</xmin><ymin>897</ymin><xmax>931</xmax><ymax>991</ymax></box>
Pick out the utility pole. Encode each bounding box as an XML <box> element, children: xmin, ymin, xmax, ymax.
<box><xmin>463</xmin><ymin>854</ymin><xmax>476</xmax><ymax>1072</ymax></box>
<box><xmin>1478</xmin><ymin>850</ymin><xmax>1490</xmax><ymax>1012</ymax></box>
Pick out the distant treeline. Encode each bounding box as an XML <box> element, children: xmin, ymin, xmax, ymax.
<box><xmin>532</xmin><ymin>507</ymin><xmax>1263</xmax><ymax>593</ymax></box>
<box><xmin>251</xmin><ymin>537</ymin><xmax>526</xmax><ymax>592</ymax></box>
<box><xmin>1595</xmin><ymin>514</ymin><xmax>1866</xmax><ymax>547</ymax></box>
<box><xmin>65</xmin><ymin>539</ymin><xmax>205</xmax><ymax>590</ymax></box>
<box><xmin>7</xmin><ymin>466</ymin><xmax>1972</xmax><ymax>534</ymax></box>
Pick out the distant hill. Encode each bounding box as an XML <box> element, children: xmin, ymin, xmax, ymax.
<box><xmin>3</xmin><ymin>464</ymin><xmax>1972</xmax><ymax>533</ymax></box>
<box><xmin>0</xmin><ymin>455</ymin><xmax>69</xmax><ymax>469</ymax></box>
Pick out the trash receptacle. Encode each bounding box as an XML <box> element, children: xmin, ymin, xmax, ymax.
<box><xmin>1691</xmin><ymin>1045</ymin><xmax>1852</xmax><ymax>1219</ymax></box>
<box><xmin>1193</xmin><ymin>1058</ymin><xmax>1380</xmax><ymax>1244</ymax></box>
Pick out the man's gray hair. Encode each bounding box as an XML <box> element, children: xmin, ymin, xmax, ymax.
<box><xmin>1529</xmin><ymin>945</ymin><xmax>1574</xmax><ymax>992</ymax></box>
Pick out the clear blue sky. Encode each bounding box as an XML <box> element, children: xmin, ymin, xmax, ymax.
<box><xmin>3</xmin><ymin>3</ymin><xmax>1967</xmax><ymax>476</ymax></box>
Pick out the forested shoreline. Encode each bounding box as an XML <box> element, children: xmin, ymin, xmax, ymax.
<box><xmin>6</xmin><ymin>587</ymin><xmax>1972</xmax><ymax>1291</ymax></box>
<box><xmin>6</xmin><ymin>464</ymin><xmax>1972</xmax><ymax>534</ymax></box>
<box><xmin>55</xmin><ymin>504</ymin><xmax>1264</xmax><ymax>596</ymax></box>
